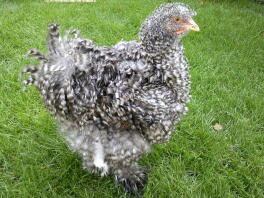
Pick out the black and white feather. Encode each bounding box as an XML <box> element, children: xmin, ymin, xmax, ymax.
<box><xmin>21</xmin><ymin>3</ymin><xmax>197</xmax><ymax>195</ymax></box>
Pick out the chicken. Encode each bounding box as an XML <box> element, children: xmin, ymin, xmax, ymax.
<box><xmin>21</xmin><ymin>2</ymin><xmax>199</xmax><ymax>195</ymax></box>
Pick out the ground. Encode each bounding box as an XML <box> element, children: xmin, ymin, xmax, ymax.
<box><xmin>0</xmin><ymin>0</ymin><xmax>264</xmax><ymax>197</ymax></box>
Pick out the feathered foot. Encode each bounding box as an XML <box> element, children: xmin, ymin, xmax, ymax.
<box><xmin>83</xmin><ymin>161</ymin><xmax>109</xmax><ymax>177</ymax></box>
<box><xmin>114</xmin><ymin>165</ymin><xmax>149</xmax><ymax>196</ymax></box>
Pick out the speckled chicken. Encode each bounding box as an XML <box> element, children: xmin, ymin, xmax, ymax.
<box><xmin>21</xmin><ymin>3</ymin><xmax>199</xmax><ymax>195</ymax></box>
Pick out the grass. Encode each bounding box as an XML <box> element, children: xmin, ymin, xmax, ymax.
<box><xmin>0</xmin><ymin>0</ymin><xmax>264</xmax><ymax>197</ymax></box>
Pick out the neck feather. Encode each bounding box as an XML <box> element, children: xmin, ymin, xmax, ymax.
<box><xmin>140</xmin><ymin>33</ymin><xmax>182</xmax><ymax>62</ymax></box>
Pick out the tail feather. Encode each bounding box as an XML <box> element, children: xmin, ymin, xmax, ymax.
<box><xmin>25</xmin><ymin>49</ymin><xmax>47</xmax><ymax>62</ymax></box>
<box><xmin>21</xmin><ymin>22</ymin><xmax>63</xmax><ymax>86</ymax></box>
<box><xmin>47</xmin><ymin>22</ymin><xmax>62</xmax><ymax>56</ymax></box>
<box><xmin>20</xmin><ymin>48</ymin><xmax>46</xmax><ymax>86</ymax></box>
<box><xmin>21</xmin><ymin>22</ymin><xmax>94</xmax><ymax>88</ymax></box>
<box><xmin>19</xmin><ymin>65</ymin><xmax>39</xmax><ymax>86</ymax></box>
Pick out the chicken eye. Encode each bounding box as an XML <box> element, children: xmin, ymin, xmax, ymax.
<box><xmin>174</xmin><ymin>17</ymin><xmax>180</xmax><ymax>22</ymax></box>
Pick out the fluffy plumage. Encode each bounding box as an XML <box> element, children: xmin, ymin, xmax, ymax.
<box><xmin>21</xmin><ymin>3</ymin><xmax>198</xmax><ymax>195</ymax></box>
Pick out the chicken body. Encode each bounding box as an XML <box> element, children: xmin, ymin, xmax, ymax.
<box><xmin>21</xmin><ymin>3</ymin><xmax>198</xmax><ymax>194</ymax></box>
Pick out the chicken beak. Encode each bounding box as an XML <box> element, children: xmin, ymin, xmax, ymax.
<box><xmin>186</xmin><ymin>18</ymin><xmax>200</xmax><ymax>32</ymax></box>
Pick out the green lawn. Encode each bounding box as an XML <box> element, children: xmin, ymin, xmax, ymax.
<box><xmin>0</xmin><ymin>0</ymin><xmax>264</xmax><ymax>197</ymax></box>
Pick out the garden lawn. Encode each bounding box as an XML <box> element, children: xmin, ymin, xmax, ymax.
<box><xmin>0</xmin><ymin>0</ymin><xmax>264</xmax><ymax>197</ymax></box>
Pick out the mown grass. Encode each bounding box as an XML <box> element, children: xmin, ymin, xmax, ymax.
<box><xmin>0</xmin><ymin>0</ymin><xmax>264</xmax><ymax>197</ymax></box>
